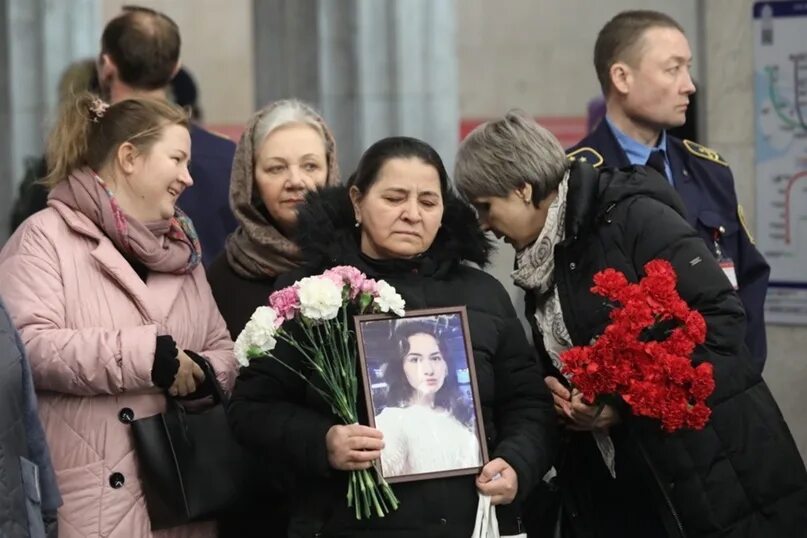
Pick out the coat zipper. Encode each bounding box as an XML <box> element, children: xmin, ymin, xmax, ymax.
<box><xmin>635</xmin><ymin>438</ymin><xmax>687</xmax><ymax>538</ymax></box>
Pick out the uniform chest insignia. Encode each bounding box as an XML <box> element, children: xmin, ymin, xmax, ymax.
<box><xmin>566</xmin><ymin>147</ymin><xmax>604</xmax><ymax>167</ymax></box>
<box><xmin>683</xmin><ymin>139</ymin><xmax>728</xmax><ymax>166</ymax></box>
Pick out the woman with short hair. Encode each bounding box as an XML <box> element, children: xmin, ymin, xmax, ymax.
<box><xmin>454</xmin><ymin>109</ymin><xmax>807</xmax><ymax>538</ymax></box>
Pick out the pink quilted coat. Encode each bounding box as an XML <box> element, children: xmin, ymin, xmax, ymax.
<box><xmin>0</xmin><ymin>201</ymin><xmax>238</xmax><ymax>538</ymax></box>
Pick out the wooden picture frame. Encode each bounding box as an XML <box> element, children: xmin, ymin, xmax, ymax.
<box><xmin>354</xmin><ymin>306</ymin><xmax>489</xmax><ymax>483</ymax></box>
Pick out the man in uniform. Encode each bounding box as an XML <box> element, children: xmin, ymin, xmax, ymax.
<box><xmin>568</xmin><ymin>10</ymin><xmax>770</xmax><ymax>373</ymax></box>
<box><xmin>99</xmin><ymin>6</ymin><xmax>237</xmax><ymax>266</ymax></box>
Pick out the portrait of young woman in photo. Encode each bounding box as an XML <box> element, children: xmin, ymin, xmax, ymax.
<box><xmin>374</xmin><ymin>319</ymin><xmax>482</xmax><ymax>478</ymax></box>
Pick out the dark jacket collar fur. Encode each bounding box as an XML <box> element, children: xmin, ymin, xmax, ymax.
<box><xmin>293</xmin><ymin>186</ymin><xmax>493</xmax><ymax>277</ymax></box>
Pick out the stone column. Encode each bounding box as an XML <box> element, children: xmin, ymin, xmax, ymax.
<box><xmin>253</xmin><ymin>0</ymin><xmax>459</xmax><ymax>174</ymax></box>
<box><xmin>0</xmin><ymin>0</ymin><xmax>100</xmax><ymax>241</ymax></box>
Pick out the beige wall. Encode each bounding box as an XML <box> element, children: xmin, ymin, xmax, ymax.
<box><xmin>457</xmin><ymin>0</ymin><xmax>699</xmax><ymax>118</ymax></box>
<box><xmin>101</xmin><ymin>0</ymin><xmax>254</xmax><ymax>127</ymax></box>
<box><xmin>98</xmin><ymin>1</ymin><xmax>701</xmax><ymax>127</ymax></box>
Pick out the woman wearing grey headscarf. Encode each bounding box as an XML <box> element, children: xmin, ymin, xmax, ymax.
<box><xmin>207</xmin><ymin>99</ymin><xmax>341</xmax><ymax>338</ymax></box>
<box><xmin>207</xmin><ymin>99</ymin><xmax>340</xmax><ymax>538</ymax></box>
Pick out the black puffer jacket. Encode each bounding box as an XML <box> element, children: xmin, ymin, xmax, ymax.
<box><xmin>228</xmin><ymin>187</ymin><xmax>557</xmax><ymax>538</ymax></box>
<box><xmin>525</xmin><ymin>162</ymin><xmax>807</xmax><ymax>538</ymax></box>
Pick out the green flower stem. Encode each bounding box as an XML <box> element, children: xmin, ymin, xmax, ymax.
<box><xmin>362</xmin><ymin>469</ymin><xmax>386</xmax><ymax>517</ymax></box>
<box><xmin>356</xmin><ymin>466</ymin><xmax>370</xmax><ymax>517</ymax></box>
<box><xmin>379</xmin><ymin>476</ymin><xmax>399</xmax><ymax>511</ymax></box>
<box><xmin>339</xmin><ymin>306</ymin><xmax>356</xmax><ymax>402</ymax></box>
<box><xmin>277</xmin><ymin>334</ymin><xmax>351</xmax><ymax>420</ymax></box>
<box><xmin>350</xmin><ymin>472</ymin><xmax>360</xmax><ymax>520</ymax></box>
<box><xmin>323</xmin><ymin>321</ymin><xmax>350</xmax><ymax>399</ymax></box>
<box><xmin>356</xmin><ymin>473</ymin><xmax>365</xmax><ymax>520</ymax></box>
<box><xmin>266</xmin><ymin>302</ymin><xmax>400</xmax><ymax>520</ymax></box>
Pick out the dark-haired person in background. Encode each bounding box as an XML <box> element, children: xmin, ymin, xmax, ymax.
<box><xmin>169</xmin><ymin>67</ymin><xmax>203</xmax><ymax>122</ymax></box>
<box><xmin>97</xmin><ymin>5</ymin><xmax>236</xmax><ymax>266</ymax></box>
<box><xmin>9</xmin><ymin>58</ymin><xmax>99</xmax><ymax>234</ymax></box>
<box><xmin>374</xmin><ymin>319</ymin><xmax>481</xmax><ymax>478</ymax></box>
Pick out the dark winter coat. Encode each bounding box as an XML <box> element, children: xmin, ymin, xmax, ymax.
<box><xmin>228</xmin><ymin>186</ymin><xmax>557</xmax><ymax>538</ymax></box>
<box><xmin>207</xmin><ymin>256</ymin><xmax>288</xmax><ymax>538</ymax></box>
<box><xmin>207</xmin><ymin>254</ymin><xmax>279</xmax><ymax>340</ymax></box>
<box><xmin>9</xmin><ymin>156</ymin><xmax>48</xmax><ymax>235</ymax></box>
<box><xmin>524</xmin><ymin>161</ymin><xmax>807</xmax><ymax>538</ymax></box>
<box><xmin>0</xmin><ymin>296</ymin><xmax>61</xmax><ymax>538</ymax></box>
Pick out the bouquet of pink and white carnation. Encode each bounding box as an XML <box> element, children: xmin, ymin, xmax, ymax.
<box><xmin>235</xmin><ymin>265</ymin><xmax>403</xmax><ymax>519</ymax></box>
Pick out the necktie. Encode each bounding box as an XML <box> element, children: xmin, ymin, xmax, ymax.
<box><xmin>645</xmin><ymin>150</ymin><xmax>668</xmax><ymax>181</ymax></box>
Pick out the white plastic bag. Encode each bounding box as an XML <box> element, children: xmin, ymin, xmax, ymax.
<box><xmin>471</xmin><ymin>493</ymin><xmax>499</xmax><ymax>538</ymax></box>
<box><xmin>471</xmin><ymin>493</ymin><xmax>529</xmax><ymax>538</ymax></box>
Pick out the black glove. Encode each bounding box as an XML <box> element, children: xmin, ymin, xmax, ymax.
<box><xmin>151</xmin><ymin>335</ymin><xmax>179</xmax><ymax>389</ymax></box>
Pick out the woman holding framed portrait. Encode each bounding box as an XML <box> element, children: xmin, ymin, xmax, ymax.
<box><xmin>228</xmin><ymin>136</ymin><xmax>557</xmax><ymax>537</ymax></box>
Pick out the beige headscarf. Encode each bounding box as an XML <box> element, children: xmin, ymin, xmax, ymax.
<box><xmin>225</xmin><ymin>100</ymin><xmax>341</xmax><ymax>279</ymax></box>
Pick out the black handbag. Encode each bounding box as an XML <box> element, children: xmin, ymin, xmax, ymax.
<box><xmin>131</xmin><ymin>358</ymin><xmax>250</xmax><ymax>530</ymax></box>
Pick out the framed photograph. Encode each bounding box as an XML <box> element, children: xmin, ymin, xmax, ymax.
<box><xmin>354</xmin><ymin>306</ymin><xmax>488</xmax><ymax>483</ymax></box>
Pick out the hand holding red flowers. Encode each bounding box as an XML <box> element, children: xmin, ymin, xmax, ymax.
<box><xmin>560</xmin><ymin>260</ymin><xmax>715</xmax><ymax>433</ymax></box>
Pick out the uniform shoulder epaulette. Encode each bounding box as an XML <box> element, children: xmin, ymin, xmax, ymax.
<box><xmin>737</xmin><ymin>204</ymin><xmax>756</xmax><ymax>244</ymax></box>
<box><xmin>682</xmin><ymin>139</ymin><xmax>728</xmax><ymax>167</ymax></box>
<box><xmin>566</xmin><ymin>147</ymin><xmax>604</xmax><ymax>167</ymax></box>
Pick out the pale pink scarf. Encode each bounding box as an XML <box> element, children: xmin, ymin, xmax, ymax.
<box><xmin>49</xmin><ymin>167</ymin><xmax>201</xmax><ymax>274</ymax></box>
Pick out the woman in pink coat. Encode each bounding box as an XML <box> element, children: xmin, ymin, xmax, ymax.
<box><xmin>0</xmin><ymin>92</ymin><xmax>237</xmax><ymax>537</ymax></box>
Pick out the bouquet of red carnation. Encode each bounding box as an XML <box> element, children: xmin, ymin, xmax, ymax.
<box><xmin>560</xmin><ymin>259</ymin><xmax>715</xmax><ymax>432</ymax></box>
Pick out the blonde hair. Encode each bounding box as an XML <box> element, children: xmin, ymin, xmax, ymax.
<box><xmin>56</xmin><ymin>58</ymin><xmax>97</xmax><ymax>103</ymax></box>
<box><xmin>45</xmin><ymin>92</ymin><xmax>189</xmax><ymax>187</ymax></box>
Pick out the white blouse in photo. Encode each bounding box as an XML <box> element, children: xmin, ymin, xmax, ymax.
<box><xmin>374</xmin><ymin>404</ymin><xmax>482</xmax><ymax>478</ymax></box>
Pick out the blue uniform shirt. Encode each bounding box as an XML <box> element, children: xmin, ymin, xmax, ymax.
<box><xmin>605</xmin><ymin>117</ymin><xmax>673</xmax><ymax>184</ymax></box>
<box><xmin>567</xmin><ymin>120</ymin><xmax>771</xmax><ymax>372</ymax></box>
